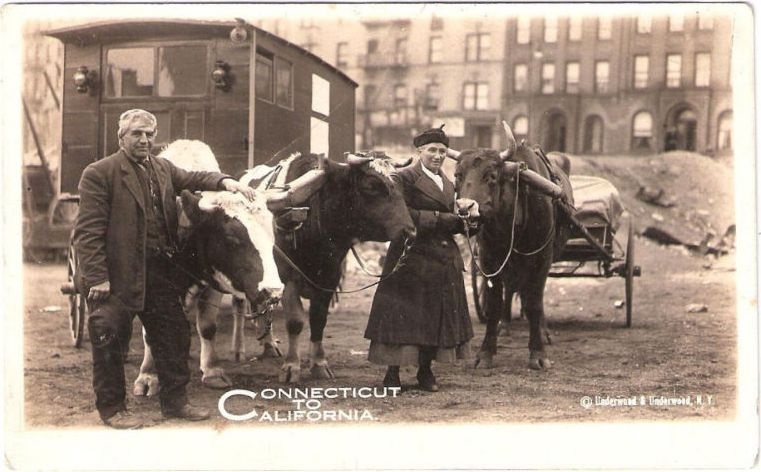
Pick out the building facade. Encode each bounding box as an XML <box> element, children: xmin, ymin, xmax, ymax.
<box><xmin>260</xmin><ymin>11</ymin><xmax>733</xmax><ymax>156</ymax></box>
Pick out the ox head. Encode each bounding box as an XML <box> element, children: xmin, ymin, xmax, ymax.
<box><xmin>451</xmin><ymin>122</ymin><xmax>560</xmax><ymax>223</ymax></box>
<box><xmin>180</xmin><ymin>189</ymin><xmax>284</xmax><ymax>310</ymax></box>
<box><xmin>337</xmin><ymin>151</ymin><xmax>416</xmax><ymax>243</ymax></box>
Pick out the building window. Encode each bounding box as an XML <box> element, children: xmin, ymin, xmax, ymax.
<box><xmin>695</xmin><ymin>53</ymin><xmax>711</xmax><ymax>87</ymax></box>
<box><xmin>698</xmin><ymin>14</ymin><xmax>714</xmax><ymax>30</ymax></box>
<box><xmin>541</xmin><ymin>63</ymin><xmax>555</xmax><ymax>94</ymax></box>
<box><xmin>636</xmin><ymin>15</ymin><xmax>652</xmax><ymax>34</ymax></box>
<box><xmin>544</xmin><ymin>17</ymin><xmax>558</xmax><ymax>43</ymax></box>
<box><xmin>513</xmin><ymin>115</ymin><xmax>529</xmax><ymax>143</ymax></box>
<box><xmin>717</xmin><ymin>110</ymin><xmax>732</xmax><ymax>150</ymax></box>
<box><xmin>431</xmin><ymin>16</ymin><xmax>444</xmax><ymax>31</ymax></box>
<box><xmin>463</xmin><ymin>82</ymin><xmax>489</xmax><ymax>110</ymax></box>
<box><xmin>393</xmin><ymin>84</ymin><xmax>407</xmax><ymax>107</ymax></box>
<box><xmin>634</xmin><ymin>55</ymin><xmax>649</xmax><ymax>89</ymax></box>
<box><xmin>363</xmin><ymin>84</ymin><xmax>376</xmax><ymax>109</ymax></box>
<box><xmin>598</xmin><ymin>17</ymin><xmax>612</xmax><ymax>40</ymax></box>
<box><xmin>367</xmin><ymin>39</ymin><xmax>378</xmax><ymax>55</ymax></box>
<box><xmin>429</xmin><ymin>36</ymin><xmax>443</xmax><ymax>63</ymax></box>
<box><xmin>666</xmin><ymin>54</ymin><xmax>682</xmax><ymax>88</ymax></box>
<box><xmin>275</xmin><ymin>57</ymin><xmax>293</xmax><ymax>109</ymax></box>
<box><xmin>335</xmin><ymin>42</ymin><xmax>348</xmax><ymax>68</ymax></box>
<box><xmin>584</xmin><ymin>115</ymin><xmax>604</xmax><ymax>153</ymax></box>
<box><xmin>466</xmin><ymin>33</ymin><xmax>491</xmax><ymax>62</ymax></box>
<box><xmin>255</xmin><ymin>51</ymin><xmax>274</xmax><ymax>102</ymax></box>
<box><xmin>517</xmin><ymin>17</ymin><xmax>531</xmax><ymax>44</ymax></box>
<box><xmin>514</xmin><ymin>63</ymin><xmax>528</xmax><ymax>92</ymax></box>
<box><xmin>565</xmin><ymin>62</ymin><xmax>579</xmax><ymax>94</ymax></box>
<box><xmin>424</xmin><ymin>82</ymin><xmax>440</xmax><ymax>111</ymax></box>
<box><xmin>395</xmin><ymin>38</ymin><xmax>408</xmax><ymax>64</ymax></box>
<box><xmin>669</xmin><ymin>15</ymin><xmax>684</xmax><ymax>32</ymax></box>
<box><xmin>632</xmin><ymin>111</ymin><xmax>653</xmax><ymax>149</ymax></box>
<box><xmin>568</xmin><ymin>17</ymin><xmax>582</xmax><ymax>41</ymax></box>
<box><xmin>595</xmin><ymin>61</ymin><xmax>610</xmax><ymax>93</ymax></box>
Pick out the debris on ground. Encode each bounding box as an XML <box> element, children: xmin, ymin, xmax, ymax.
<box><xmin>40</xmin><ymin>305</ymin><xmax>62</xmax><ymax>313</ymax></box>
<box><xmin>686</xmin><ymin>303</ymin><xmax>709</xmax><ymax>313</ymax></box>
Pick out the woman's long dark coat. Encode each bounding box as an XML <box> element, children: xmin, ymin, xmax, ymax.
<box><xmin>364</xmin><ymin>161</ymin><xmax>473</xmax><ymax>348</ymax></box>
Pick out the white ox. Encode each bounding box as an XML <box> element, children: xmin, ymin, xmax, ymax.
<box><xmin>133</xmin><ymin>140</ymin><xmax>284</xmax><ymax>394</ymax></box>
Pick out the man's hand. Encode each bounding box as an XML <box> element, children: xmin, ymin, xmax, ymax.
<box><xmin>222</xmin><ymin>178</ymin><xmax>256</xmax><ymax>202</ymax></box>
<box><xmin>88</xmin><ymin>281</ymin><xmax>110</xmax><ymax>303</ymax></box>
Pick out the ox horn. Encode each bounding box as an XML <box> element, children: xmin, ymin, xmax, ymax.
<box><xmin>393</xmin><ymin>157</ymin><xmax>413</xmax><ymax>168</ymax></box>
<box><xmin>198</xmin><ymin>192</ymin><xmax>221</xmax><ymax>212</ymax></box>
<box><xmin>504</xmin><ymin>162</ymin><xmax>565</xmax><ymax>200</ymax></box>
<box><xmin>345</xmin><ymin>152</ymin><xmax>374</xmax><ymax>166</ymax></box>
<box><xmin>499</xmin><ymin>120</ymin><xmax>517</xmax><ymax>161</ymax></box>
<box><xmin>445</xmin><ymin>148</ymin><xmax>461</xmax><ymax>161</ymax></box>
<box><xmin>265</xmin><ymin>169</ymin><xmax>327</xmax><ymax>212</ymax></box>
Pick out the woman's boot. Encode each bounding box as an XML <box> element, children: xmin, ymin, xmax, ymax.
<box><xmin>383</xmin><ymin>365</ymin><xmax>401</xmax><ymax>388</ymax></box>
<box><xmin>416</xmin><ymin>350</ymin><xmax>439</xmax><ymax>392</ymax></box>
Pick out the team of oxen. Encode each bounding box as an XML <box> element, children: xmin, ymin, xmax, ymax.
<box><xmin>132</xmin><ymin>122</ymin><xmax>575</xmax><ymax>397</ymax></box>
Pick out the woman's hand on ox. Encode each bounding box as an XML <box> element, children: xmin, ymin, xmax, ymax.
<box><xmin>222</xmin><ymin>178</ymin><xmax>256</xmax><ymax>202</ymax></box>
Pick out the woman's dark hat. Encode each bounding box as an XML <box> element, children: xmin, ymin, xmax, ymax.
<box><xmin>414</xmin><ymin>124</ymin><xmax>449</xmax><ymax>148</ymax></box>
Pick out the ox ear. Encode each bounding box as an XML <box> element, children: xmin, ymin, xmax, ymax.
<box><xmin>180</xmin><ymin>190</ymin><xmax>204</xmax><ymax>225</ymax></box>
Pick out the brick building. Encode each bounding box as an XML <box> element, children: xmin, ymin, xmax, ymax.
<box><xmin>258</xmin><ymin>9</ymin><xmax>733</xmax><ymax>156</ymax></box>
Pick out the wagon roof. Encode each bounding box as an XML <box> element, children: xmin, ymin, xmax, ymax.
<box><xmin>44</xmin><ymin>18</ymin><xmax>357</xmax><ymax>87</ymax></box>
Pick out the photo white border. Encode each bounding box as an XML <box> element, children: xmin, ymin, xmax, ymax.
<box><xmin>1</xmin><ymin>2</ymin><xmax>758</xmax><ymax>470</ymax></box>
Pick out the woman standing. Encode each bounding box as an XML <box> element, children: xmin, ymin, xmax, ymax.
<box><xmin>364</xmin><ymin>125</ymin><xmax>474</xmax><ymax>392</ymax></box>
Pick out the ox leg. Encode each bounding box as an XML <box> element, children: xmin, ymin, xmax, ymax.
<box><xmin>522</xmin><ymin>288</ymin><xmax>552</xmax><ymax>370</ymax></box>
<box><xmin>308</xmin><ymin>293</ymin><xmax>335</xmax><ymax>379</ymax></box>
<box><xmin>476</xmin><ymin>278</ymin><xmax>503</xmax><ymax>369</ymax></box>
<box><xmin>231</xmin><ymin>296</ymin><xmax>247</xmax><ymax>362</ymax></box>
<box><xmin>133</xmin><ymin>326</ymin><xmax>160</xmax><ymax>396</ymax></box>
<box><xmin>498</xmin><ymin>291</ymin><xmax>513</xmax><ymax>337</ymax></box>
<box><xmin>252</xmin><ymin>314</ymin><xmax>282</xmax><ymax>360</ymax></box>
<box><xmin>194</xmin><ymin>288</ymin><xmax>232</xmax><ymax>388</ymax></box>
<box><xmin>279</xmin><ymin>281</ymin><xmax>305</xmax><ymax>383</ymax></box>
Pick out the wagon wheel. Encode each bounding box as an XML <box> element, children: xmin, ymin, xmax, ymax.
<box><xmin>66</xmin><ymin>245</ymin><xmax>87</xmax><ymax>347</ymax></box>
<box><xmin>624</xmin><ymin>219</ymin><xmax>635</xmax><ymax>328</ymax></box>
<box><xmin>469</xmin><ymin>239</ymin><xmax>488</xmax><ymax>323</ymax></box>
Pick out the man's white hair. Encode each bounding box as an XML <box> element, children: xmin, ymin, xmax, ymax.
<box><xmin>118</xmin><ymin>109</ymin><xmax>157</xmax><ymax>139</ymax></box>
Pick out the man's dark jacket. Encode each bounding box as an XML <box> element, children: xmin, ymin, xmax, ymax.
<box><xmin>365</xmin><ymin>160</ymin><xmax>473</xmax><ymax>347</ymax></box>
<box><xmin>73</xmin><ymin>149</ymin><xmax>229</xmax><ymax>311</ymax></box>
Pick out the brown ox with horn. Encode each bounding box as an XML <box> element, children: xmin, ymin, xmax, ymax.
<box><xmin>261</xmin><ymin>151</ymin><xmax>416</xmax><ymax>383</ymax></box>
<box><xmin>450</xmin><ymin>122</ymin><xmax>574</xmax><ymax>370</ymax></box>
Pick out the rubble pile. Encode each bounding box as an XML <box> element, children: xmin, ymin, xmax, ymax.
<box><xmin>569</xmin><ymin>151</ymin><xmax>735</xmax><ymax>257</ymax></box>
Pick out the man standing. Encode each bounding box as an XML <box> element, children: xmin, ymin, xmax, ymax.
<box><xmin>364</xmin><ymin>125</ymin><xmax>474</xmax><ymax>392</ymax></box>
<box><xmin>74</xmin><ymin>109</ymin><xmax>255</xmax><ymax>429</ymax></box>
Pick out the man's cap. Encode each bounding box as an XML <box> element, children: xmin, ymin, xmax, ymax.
<box><xmin>414</xmin><ymin>124</ymin><xmax>449</xmax><ymax>148</ymax></box>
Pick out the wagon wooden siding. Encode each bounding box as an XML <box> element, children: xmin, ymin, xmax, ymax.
<box><xmin>46</xmin><ymin>20</ymin><xmax>357</xmax><ymax>193</ymax></box>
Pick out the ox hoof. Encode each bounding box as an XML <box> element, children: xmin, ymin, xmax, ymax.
<box><xmin>498</xmin><ymin>323</ymin><xmax>511</xmax><ymax>337</ymax></box>
<box><xmin>202</xmin><ymin>374</ymin><xmax>233</xmax><ymax>389</ymax></box>
<box><xmin>279</xmin><ymin>364</ymin><xmax>301</xmax><ymax>383</ymax></box>
<box><xmin>233</xmin><ymin>352</ymin><xmax>244</xmax><ymax>363</ymax></box>
<box><xmin>474</xmin><ymin>352</ymin><xmax>494</xmax><ymax>369</ymax></box>
<box><xmin>528</xmin><ymin>352</ymin><xmax>552</xmax><ymax>370</ymax></box>
<box><xmin>133</xmin><ymin>373</ymin><xmax>160</xmax><ymax>397</ymax></box>
<box><xmin>202</xmin><ymin>367</ymin><xmax>233</xmax><ymax>389</ymax></box>
<box><xmin>310</xmin><ymin>363</ymin><xmax>335</xmax><ymax>380</ymax></box>
<box><xmin>257</xmin><ymin>343</ymin><xmax>283</xmax><ymax>360</ymax></box>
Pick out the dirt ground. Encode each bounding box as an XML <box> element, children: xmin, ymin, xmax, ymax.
<box><xmin>21</xmin><ymin>231</ymin><xmax>737</xmax><ymax>429</ymax></box>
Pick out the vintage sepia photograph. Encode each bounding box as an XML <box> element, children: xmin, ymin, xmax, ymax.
<box><xmin>2</xmin><ymin>2</ymin><xmax>757</xmax><ymax>470</ymax></box>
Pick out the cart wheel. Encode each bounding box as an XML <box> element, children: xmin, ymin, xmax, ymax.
<box><xmin>67</xmin><ymin>245</ymin><xmax>87</xmax><ymax>347</ymax></box>
<box><xmin>470</xmin><ymin>240</ymin><xmax>488</xmax><ymax>323</ymax></box>
<box><xmin>625</xmin><ymin>219</ymin><xmax>635</xmax><ymax>328</ymax></box>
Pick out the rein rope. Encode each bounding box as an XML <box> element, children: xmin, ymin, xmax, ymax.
<box><xmin>465</xmin><ymin>162</ymin><xmax>559</xmax><ymax>279</ymax></box>
<box><xmin>272</xmin><ymin>236</ymin><xmax>414</xmax><ymax>294</ymax></box>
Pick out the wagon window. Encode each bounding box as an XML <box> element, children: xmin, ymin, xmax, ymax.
<box><xmin>275</xmin><ymin>57</ymin><xmax>293</xmax><ymax>109</ymax></box>
<box><xmin>105</xmin><ymin>48</ymin><xmax>155</xmax><ymax>97</ymax></box>
<box><xmin>157</xmin><ymin>46</ymin><xmax>207</xmax><ymax>96</ymax></box>
<box><xmin>255</xmin><ymin>51</ymin><xmax>274</xmax><ymax>102</ymax></box>
<box><xmin>312</xmin><ymin>74</ymin><xmax>330</xmax><ymax>117</ymax></box>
